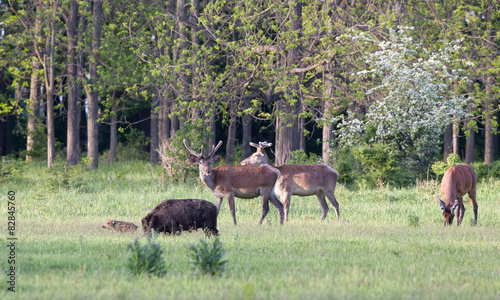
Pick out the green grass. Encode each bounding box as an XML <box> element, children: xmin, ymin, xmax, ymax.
<box><xmin>1</xmin><ymin>161</ymin><xmax>499</xmax><ymax>299</ymax></box>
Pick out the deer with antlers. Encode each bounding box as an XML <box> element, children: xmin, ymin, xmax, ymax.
<box><xmin>241</xmin><ymin>142</ymin><xmax>340</xmax><ymax>222</ymax></box>
<box><xmin>183</xmin><ymin>139</ymin><xmax>284</xmax><ymax>225</ymax></box>
<box><xmin>438</xmin><ymin>164</ymin><xmax>478</xmax><ymax>226</ymax></box>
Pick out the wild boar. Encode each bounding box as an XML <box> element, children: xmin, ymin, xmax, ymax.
<box><xmin>141</xmin><ymin>199</ymin><xmax>218</xmax><ymax>236</ymax></box>
<box><xmin>102</xmin><ymin>219</ymin><xmax>138</xmax><ymax>232</ymax></box>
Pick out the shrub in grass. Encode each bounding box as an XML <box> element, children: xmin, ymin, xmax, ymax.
<box><xmin>127</xmin><ymin>236</ymin><xmax>167</xmax><ymax>277</ymax></box>
<box><xmin>187</xmin><ymin>238</ymin><xmax>227</xmax><ymax>276</ymax></box>
<box><xmin>407</xmin><ymin>214</ymin><xmax>420</xmax><ymax>227</ymax></box>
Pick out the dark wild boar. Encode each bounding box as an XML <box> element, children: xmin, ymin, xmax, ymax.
<box><xmin>142</xmin><ymin>199</ymin><xmax>218</xmax><ymax>236</ymax></box>
<box><xmin>102</xmin><ymin>219</ymin><xmax>138</xmax><ymax>232</ymax></box>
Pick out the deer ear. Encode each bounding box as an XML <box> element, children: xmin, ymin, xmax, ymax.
<box><xmin>111</xmin><ymin>220</ymin><xmax>116</xmax><ymax>225</ymax></box>
<box><xmin>211</xmin><ymin>155</ymin><xmax>221</xmax><ymax>162</ymax></box>
<box><xmin>438</xmin><ymin>200</ymin><xmax>446</xmax><ymax>211</ymax></box>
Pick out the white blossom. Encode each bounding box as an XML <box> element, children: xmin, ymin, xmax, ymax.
<box><xmin>343</xmin><ymin>27</ymin><xmax>472</xmax><ymax>165</ymax></box>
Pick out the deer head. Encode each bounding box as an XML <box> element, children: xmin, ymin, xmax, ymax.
<box><xmin>241</xmin><ymin>141</ymin><xmax>272</xmax><ymax>165</ymax></box>
<box><xmin>438</xmin><ymin>199</ymin><xmax>460</xmax><ymax>226</ymax></box>
<box><xmin>183</xmin><ymin>139</ymin><xmax>223</xmax><ymax>176</ymax></box>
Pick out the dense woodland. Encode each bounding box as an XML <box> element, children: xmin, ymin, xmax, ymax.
<box><xmin>0</xmin><ymin>0</ymin><xmax>499</xmax><ymax>184</ymax></box>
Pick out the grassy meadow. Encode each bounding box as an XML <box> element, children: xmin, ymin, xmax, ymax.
<box><xmin>1</xmin><ymin>161</ymin><xmax>499</xmax><ymax>299</ymax></box>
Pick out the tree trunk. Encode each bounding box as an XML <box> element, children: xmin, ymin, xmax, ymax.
<box><xmin>66</xmin><ymin>0</ymin><xmax>80</xmax><ymax>166</ymax></box>
<box><xmin>322</xmin><ymin>95</ymin><xmax>333</xmax><ymax>164</ymax></box>
<box><xmin>276</xmin><ymin>100</ymin><xmax>301</xmax><ymax>166</ymax></box>
<box><xmin>86</xmin><ymin>0</ymin><xmax>103</xmax><ymax>169</ymax></box>
<box><xmin>27</xmin><ymin>53</ymin><xmax>41</xmax><ymax>162</ymax></box>
<box><xmin>190</xmin><ymin>0</ymin><xmax>201</xmax><ymax>124</ymax></box>
<box><xmin>241</xmin><ymin>105</ymin><xmax>252</xmax><ymax>160</ymax></box>
<box><xmin>169</xmin><ymin>0</ymin><xmax>189</xmax><ymax>137</ymax></box>
<box><xmin>76</xmin><ymin>3</ymin><xmax>86</xmax><ymax>157</ymax></box>
<box><xmin>225</xmin><ymin>111</ymin><xmax>237</xmax><ymax>164</ymax></box>
<box><xmin>150</xmin><ymin>96</ymin><xmax>159</xmax><ymax>164</ymax></box>
<box><xmin>203</xmin><ymin>114</ymin><xmax>216</xmax><ymax>156</ymax></box>
<box><xmin>483</xmin><ymin>3</ymin><xmax>496</xmax><ymax>165</ymax></box>
<box><xmin>443</xmin><ymin>123</ymin><xmax>453</xmax><ymax>162</ymax></box>
<box><xmin>170</xmin><ymin>108</ymin><xmax>179</xmax><ymax>138</ymax></box>
<box><xmin>465</xmin><ymin>97</ymin><xmax>475</xmax><ymax>164</ymax></box>
<box><xmin>452</xmin><ymin>120</ymin><xmax>459</xmax><ymax>156</ymax></box>
<box><xmin>45</xmin><ymin>0</ymin><xmax>59</xmax><ymax>169</ymax></box>
<box><xmin>484</xmin><ymin>101</ymin><xmax>494</xmax><ymax>164</ymax></box>
<box><xmin>109</xmin><ymin>101</ymin><xmax>118</xmax><ymax>163</ymax></box>
<box><xmin>299</xmin><ymin>117</ymin><xmax>306</xmax><ymax>152</ymax></box>
<box><xmin>158</xmin><ymin>93</ymin><xmax>170</xmax><ymax>145</ymax></box>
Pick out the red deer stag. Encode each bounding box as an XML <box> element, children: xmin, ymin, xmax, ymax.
<box><xmin>183</xmin><ymin>139</ymin><xmax>284</xmax><ymax>225</ymax></box>
<box><xmin>241</xmin><ymin>142</ymin><xmax>340</xmax><ymax>222</ymax></box>
<box><xmin>438</xmin><ymin>164</ymin><xmax>478</xmax><ymax>226</ymax></box>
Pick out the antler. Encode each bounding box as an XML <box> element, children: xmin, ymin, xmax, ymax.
<box><xmin>183</xmin><ymin>139</ymin><xmax>203</xmax><ymax>158</ymax></box>
<box><xmin>250</xmin><ymin>141</ymin><xmax>273</xmax><ymax>148</ymax></box>
<box><xmin>207</xmin><ymin>140</ymin><xmax>223</xmax><ymax>158</ymax></box>
<box><xmin>451</xmin><ymin>201</ymin><xmax>460</xmax><ymax>216</ymax></box>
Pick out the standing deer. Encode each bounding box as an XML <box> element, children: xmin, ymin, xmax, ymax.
<box><xmin>438</xmin><ymin>164</ymin><xmax>478</xmax><ymax>226</ymax></box>
<box><xmin>183</xmin><ymin>139</ymin><xmax>284</xmax><ymax>225</ymax></box>
<box><xmin>241</xmin><ymin>142</ymin><xmax>340</xmax><ymax>222</ymax></box>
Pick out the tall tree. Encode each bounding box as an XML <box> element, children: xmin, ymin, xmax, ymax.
<box><xmin>85</xmin><ymin>0</ymin><xmax>102</xmax><ymax>169</ymax></box>
<box><xmin>26</xmin><ymin>13</ymin><xmax>42</xmax><ymax>162</ymax></box>
<box><xmin>44</xmin><ymin>0</ymin><xmax>59</xmax><ymax>168</ymax></box>
<box><xmin>275</xmin><ymin>0</ymin><xmax>303</xmax><ymax>165</ymax></box>
<box><xmin>65</xmin><ymin>0</ymin><xmax>80</xmax><ymax>166</ymax></box>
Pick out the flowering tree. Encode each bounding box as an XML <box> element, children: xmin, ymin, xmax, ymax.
<box><xmin>339</xmin><ymin>27</ymin><xmax>471</xmax><ymax>168</ymax></box>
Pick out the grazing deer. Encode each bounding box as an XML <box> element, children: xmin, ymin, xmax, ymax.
<box><xmin>183</xmin><ymin>139</ymin><xmax>284</xmax><ymax>225</ymax></box>
<box><xmin>438</xmin><ymin>164</ymin><xmax>478</xmax><ymax>226</ymax></box>
<box><xmin>241</xmin><ymin>142</ymin><xmax>340</xmax><ymax>221</ymax></box>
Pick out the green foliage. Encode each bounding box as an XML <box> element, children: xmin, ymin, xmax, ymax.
<box><xmin>407</xmin><ymin>214</ymin><xmax>420</xmax><ymax>227</ymax></box>
<box><xmin>289</xmin><ymin>150</ymin><xmax>322</xmax><ymax>165</ymax></box>
<box><xmin>351</xmin><ymin>143</ymin><xmax>413</xmax><ymax>188</ymax></box>
<box><xmin>0</xmin><ymin>155</ymin><xmax>25</xmax><ymax>183</ymax></box>
<box><xmin>19</xmin><ymin>123</ymin><xmax>48</xmax><ymax>160</ymax></box>
<box><xmin>43</xmin><ymin>159</ymin><xmax>88</xmax><ymax>192</ymax></box>
<box><xmin>127</xmin><ymin>236</ymin><xmax>167</xmax><ymax>277</ymax></box>
<box><xmin>471</xmin><ymin>160</ymin><xmax>500</xmax><ymax>180</ymax></box>
<box><xmin>159</xmin><ymin>122</ymin><xmax>203</xmax><ymax>183</ymax></box>
<box><xmin>330</xmin><ymin>147</ymin><xmax>360</xmax><ymax>185</ymax></box>
<box><xmin>430</xmin><ymin>153</ymin><xmax>462</xmax><ymax>177</ymax></box>
<box><xmin>471</xmin><ymin>163</ymin><xmax>490</xmax><ymax>179</ymax></box>
<box><xmin>114</xmin><ymin>127</ymin><xmax>150</xmax><ymax>161</ymax></box>
<box><xmin>187</xmin><ymin>238</ymin><xmax>227</xmax><ymax>276</ymax></box>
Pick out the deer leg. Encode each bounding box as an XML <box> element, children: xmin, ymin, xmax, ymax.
<box><xmin>258</xmin><ymin>195</ymin><xmax>270</xmax><ymax>225</ymax></box>
<box><xmin>316</xmin><ymin>191</ymin><xmax>329</xmax><ymax>221</ymax></box>
<box><xmin>325</xmin><ymin>190</ymin><xmax>340</xmax><ymax>220</ymax></box>
<box><xmin>456</xmin><ymin>200</ymin><xmax>465</xmax><ymax>226</ymax></box>
<box><xmin>215</xmin><ymin>197</ymin><xmax>223</xmax><ymax>214</ymax></box>
<box><xmin>268</xmin><ymin>192</ymin><xmax>284</xmax><ymax>225</ymax></box>
<box><xmin>468</xmin><ymin>188</ymin><xmax>478</xmax><ymax>225</ymax></box>
<box><xmin>227</xmin><ymin>194</ymin><xmax>237</xmax><ymax>225</ymax></box>
<box><xmin>455</xmin><ymin>197</ymin><xmax>464</xmax><ymax>226</ymax></box>
<box><xmin>281</xmin><ymin>191</ymin><xmax>292</xmax><ymax>222</ymax></box>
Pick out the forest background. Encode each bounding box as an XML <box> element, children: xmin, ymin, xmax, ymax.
<box><xmin>1</xmin><ymin>0</ymin><xmax>499</xmax><ymax>186</ymax></box>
